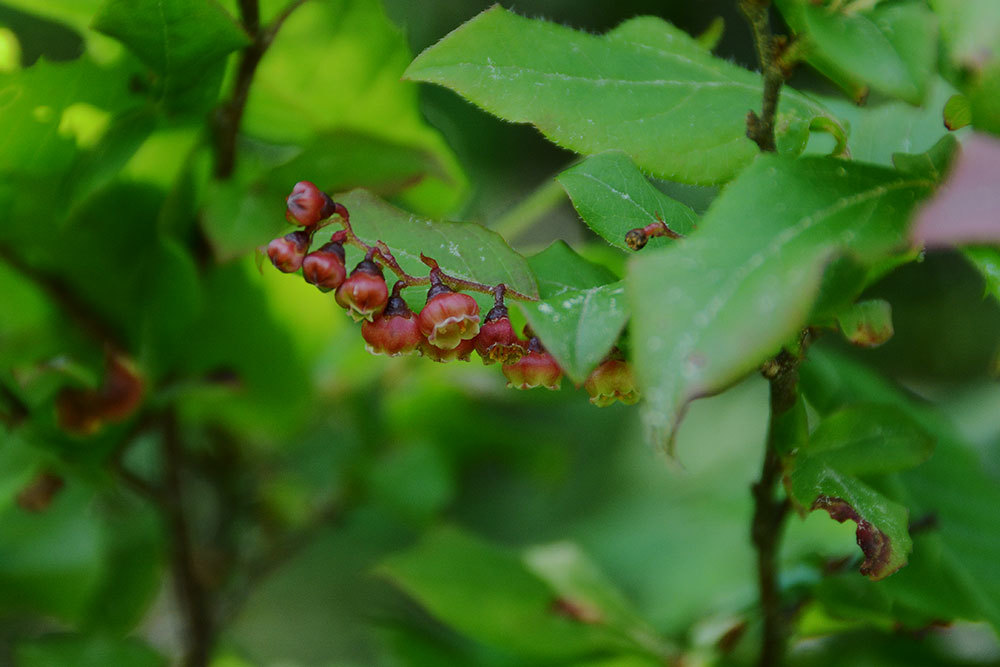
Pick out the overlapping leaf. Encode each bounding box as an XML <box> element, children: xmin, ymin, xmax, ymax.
<box><xmin>787</xmin><ymin>404</ymin><xmax>934</xmax><ymax>580</ymax></box>
<box><xmin>629</xmin><ymin>155</ymin><xmax>932</xmax><ymax>449</ymax></box>
<box><xmin>405</xmin><ymin>6</ymin><xmax>841</xmax><ymax>185</ymax></box>
<box><xmin>93</xmin><ymin>0</ymin><xmax>249</xmax><ymax>110</ymax></box>
<box><xmin>776</xmin><ymin>0</ymin><xmax>937</xmax><ymax>104</ymax></box>
<box><xmin>244</xmin><ymin>0</ymin><xmax>465</xmax><ymax>214</ymax></box>
<box><xmin>559</xmin><ymin>152</ymin><xmax>698</xmax><ymax>251</ymax></box>
<box><xmin>337</xmin><ymin>190</ymin><xmax>538</xmax><ymax>300</ymax></box>
<box><xmin>801</xmin><ymin>347</ymin><xmax>1000</xmax><ymax>630</ymax></box>
<box><xmin>378</xmin><ymin>527</ymin><xmax>667</xmax><ymax>660</ymax></box>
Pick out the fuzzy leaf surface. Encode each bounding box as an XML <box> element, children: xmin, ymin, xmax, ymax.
<box><xmin>559</xmin><ymin>152</ymin><xmax>698</xmax><ymax>251</ymax></box>
<box><xmin>518</xmin><ymin>282</ymin><xmax>629</xmax><ymax>384</ymax></box>
<box><xmin>527</xmin><ymin>242</ymin><xmax>619</xmax><ymax>300</ymax></box>
<box><xmin>405</xmin><ymin>6</ymin><xmax>840</xmax><ymax>185</ymax></box>
<box><xmin>629</xmin><ymin>156</ymin><xmax>931</xmax><ymax>449</ymax></box>
<box><xmin>776</xmin><ymin>0</ymin><xmax>937</xmax><ymax>104</ymax></box>
<box><xmin>338</xmin><ymin>190</ymin><xmax>538</xmax><ymax>299</ymax></box>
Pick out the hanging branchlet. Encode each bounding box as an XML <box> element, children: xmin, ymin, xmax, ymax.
<box><xmin>624</xmin><ymin>216</ymin><xmax>685</xmax><ymax>251</ymax></box>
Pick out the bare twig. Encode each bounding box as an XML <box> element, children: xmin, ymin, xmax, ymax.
<box><xmin>214</xmin><ymin>0</ymin><xmax>310</xmax><ymax>179</ymax></box>
<box><xmin>161</xmin><ymin>412</ymin><xmax>214</xmax><ymax>667</ymax></box>
<box><xmin>738</xmin><ymin>0</ymin><xmax>786</xmax><ymax>152</ymax></box>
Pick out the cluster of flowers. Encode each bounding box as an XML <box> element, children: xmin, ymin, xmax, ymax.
<box><xmin>266</xmin><ymin>182</ymin><xmax>638</xmax><ymax>406</ymax></box>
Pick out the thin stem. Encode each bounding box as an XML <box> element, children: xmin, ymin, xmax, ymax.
<box><xmin>214</xmin><ymin>0</ymin><xmax>310</xmax><ymax>179</ymax></box>
<box><xmin>323</xmin><ymin>209</ymin><xmax>537</xmax><ymax>301</ymax></box>
<box><xmin>162</xmin><ymin>412</ymin><xmax>214</xmax><ymax>667</ymax></box>
<box><xmin>753</xmin><ymin>346</ymin><xmax>804</xmax><ymax>667</ymax></box>
<box><xmin>738</xmin><ymin>0</ymin><xmax>786</xmax><ymax>153</ymax></box>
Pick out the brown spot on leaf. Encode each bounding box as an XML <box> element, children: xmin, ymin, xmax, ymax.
<box><xmin>56</xmin><ymin>351</ymin><xmax>144</xmax><ymax>436</ymax></box>
<box><xmin>812</xmin><ymin>495</ymin><xmax>892</xmax><ymax>579</ymax></box>
<box><xmin>550</xmin><ymin>597</ymin><xmax>602</xmax><ymax>624</ymax></box>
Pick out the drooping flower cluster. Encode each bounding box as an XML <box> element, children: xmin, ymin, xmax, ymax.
<box><xmin>264</xmin><ymin>181</ymin><xmax>639</xmax><ymax>406</ymax></box>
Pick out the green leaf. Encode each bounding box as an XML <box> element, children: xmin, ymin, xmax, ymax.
<box><xmin>928</xmin><ymin>0</ymin><xmax>1000</xmax><ymax>133</ymax></box>
<box><xmin>378</xmin><ymin>527</ymin><xmax>633</xmax><ymax>659</ymax></box>
<box><xmin>558</xmin><ymin>152</ymin><xmax>698</xmax><ymax>251</ymax></box>
<box><xmin>964</xmin><ymin>245</ymin><xmax>1000</xmax><ymax>303</ymax></box>
<box><xmin>518</xmin><ymin>282</ymin><xmax>629</xmax><ymax>384</ymax></box>
<box><xmin>837</xmin><ymin>299</ymin><xmax>894</xmax><ymax>348</ymax></box>
<box><xmin>799</xmin><ymin>404</ymin><xmax>935</xmax><ymax>476</ymax></box>
<box><xmin>788</xmin><ymin>404</ymin><xmax>933</xmax><ymax>581</ymax></box>
<box><xmin>405</xmin><ymin>6</ymin><xmax>841</xmax><ymax>185</ymax></box>
<box><xmin>943</xmin><ymin>94</ymin><xmax>972</xmax><ymax>130</ymax></box>
<box><xmin>523</xmin><ymin>542</ymin><xmax>671</xmax><ymax>660</ymax></box>
<box><xmin>527</xmin><ymin>242</ymin><xmax>618</xmax><ymax>300</ymax></box>
<box><xmin>629</xmin><ymin>155</ymin><xmax>931</xmax><ymax>449</ymax></box>
<box><xmin>243</xmin><ymin>0</ymin><xmax>465</xmax><ymax>214</ymax></box>
<box><xmin>339</xmin><ymin>189</ymin><xmax>538</xmax><ymax>300</ymax></box>
<box><xmin>811</xmin><ymin>80</ymin><xmax>958</xmax><ymax>167</ymax></box>
<box><xmin>201</xmin><ymin>131</ymin><xmax>454</xmax><ymax>261</ymax></box>
<box><xmin>0</xmin><ymin>57</ymin><xmax>136</xmax><ymax>175</ymax></box>
<box><xmin>801</xmin><ymin>347</ymin><xmax>1000</xmax><ymax>630</ymax></box>
<box><xmin>15</xmin><ymin>635</ymin><xmax>164</xmax><ymax>667</ymax></box>
<box><xmin>775</xmin><ymin>0</ymin><xmax>937</xmax><ymax>104</ymax></box>
<box><xmin>891</xmin><ymin>134</ymin><xmax>958</xmax><ymax>182</ymax></box>
<box><xmin>0</xmin><ymin>485</ymin><xmax>103</xmax><ymax>622</ymax></box>
<box><xmin>92</xmin><ymin>0</ymin><xmax>249</xmax><ymax>110</ymax></box>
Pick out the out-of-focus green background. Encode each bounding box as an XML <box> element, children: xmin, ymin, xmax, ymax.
<box><xmin>1</xmin><ymin>1</ymin><xmax>999</xmax><ymax>665</ymax></box>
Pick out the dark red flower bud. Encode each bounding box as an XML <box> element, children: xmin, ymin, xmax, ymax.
<box><xmin>267</xmin><ymin>231</ymin><xmax>311</xmax><ymax>273</ymax></box>
<box><xmin>420</xmin><ymin>336</ymin><xmax>476</xmax><ymax>363</ymax></box>
<box><xmin>502</xmin><ymin>337</ymin><xmax>562</xmax><ymax>390</ymax></box>
<box><xmin>475</xmin><ymin>304</ymin><xmax>525</xmax><ymax>365</ymax></box>
<box><xmin>362</xmin><ymin>292</ymin><xmax>424</xmax><ymax>356</ymax></box>
<box><xmin>302</xmin><ymin>241</ymin><xmax>347</xmax><ymax>291</ymax></box>
<box><xmin>335</xmin><ymin>259</ymin><xmax>388</xmax><ymax>321</ymax></box>
<box><xmin>418</xmin><ymin>283</ymin><xmax>480</xmax><ymax>350</ymax></box>
<box><xmin>285</xmin><ymin>181</ymin><xmax>337</xmax><ymax>226</ymax></box>
<box><xmin>584</xmin><ymin>359</ymin><xmax>639</xmax><ymax>407</ymax></box>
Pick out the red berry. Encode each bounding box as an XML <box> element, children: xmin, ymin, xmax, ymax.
<box><xmin>362</xmin><ymin>294</ymin><xmax>424</xmax><ymax>356</ymax></box>
<box><xmin>285</xmin><ymin>181</ymin><xmax>336</xmax><ymax>226</ymax></box>
<box><xmin>584</xmin><ymin>359</ymin><xmax>639</xmax><ymax>407</ymax></box>
<box><xmin>302</xmin><ymin>241</ymin><xmax>346</xmax><ymax>291</ymax></box>
<box><xmin>421</xmin><ymin>336</ymin><xmax>476</xmax><ymax>363</ymax></box>
<box><xmin>474</xmin><ymin>304</ymin><xmax>525</xmax><ymax>365</ymax></box>
<box><xmin>335</xmin><ymin>259</ymin><xmax>388</xmax><ymax>321</ymax></box>
<box><xmin>418</xmin><ymin>284</ymin><xmax>480</xmax><ymax>350</ymax></box>
<box><xmin>267</xmin><ymin>231</ymin><xmax>311</xmax><ymax>273</ymax></box>
<box><xmin>502</xmin><ymin>338</ymin><xmax>562</xmax><ymax>390</ymax></box>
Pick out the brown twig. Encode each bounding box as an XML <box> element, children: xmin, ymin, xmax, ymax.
<box><xmin>161</xmin><ymin>412</ymin><xmax>214</xmax><ymax>667</ymax></box>
<box><xmin>738</xmin><ymin>0</ymin><xmax>786</xmax><ymax>152</ymax></box>
<box><xmin>214</xmin><ymin>0</ymin><xmax>310</xmax><ymax>179</ymax></box>
<box><xmin>752</xmin><ymin>354</ymin><xmax>796</xmax><ymax>667</ymax></box>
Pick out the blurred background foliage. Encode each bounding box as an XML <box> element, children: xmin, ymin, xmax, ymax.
<box><xmin>0</xmin><ymin>0</ymin><xmax>998</xmax><ymax>665</ymax></box>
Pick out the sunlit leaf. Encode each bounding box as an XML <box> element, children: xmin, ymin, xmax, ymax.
<box><xmin>92</xmin><ymin>0</ymin><xmax>248</xmax><ymax>110</ymax></box>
